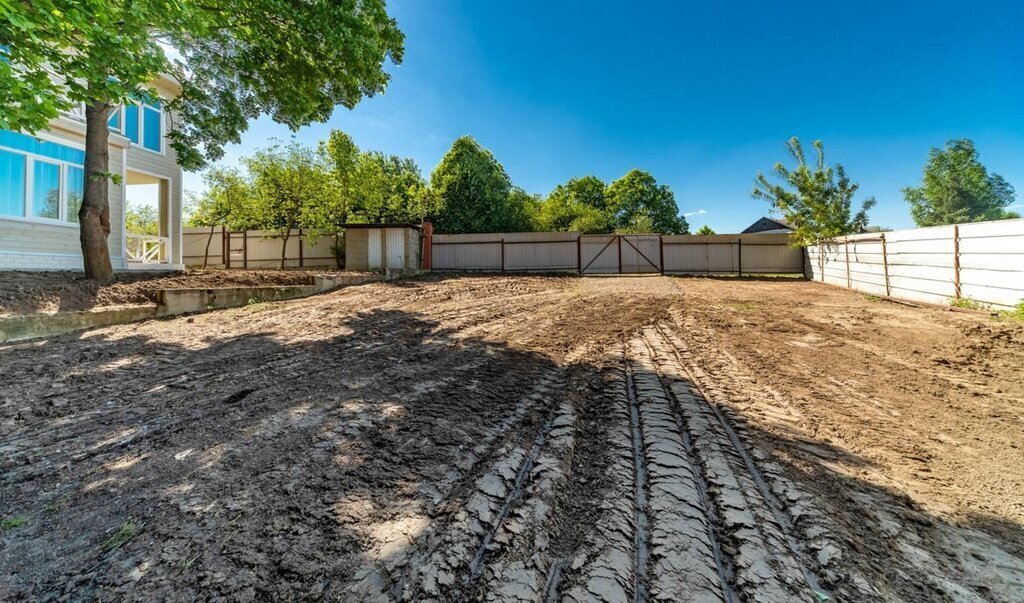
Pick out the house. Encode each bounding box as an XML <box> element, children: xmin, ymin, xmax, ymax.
<box><xmin>343</xmin><ymin>224</ymin><xmax>422</xmax><ymax>272</ymax></box>
<box><xmin>741</xmin><ymin>216</ymin><xmax>794</xmax><ymax>235</ymax></box>
<box><xmin>0</xmin><ymin>75</ymin><xmax>184</xmax><ymax>271</ymax></box>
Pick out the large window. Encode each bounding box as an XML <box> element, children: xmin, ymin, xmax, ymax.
<box><xmin>110</xmin><ymin>99</ymin><xmax>162</xmax><ymax>153</ymax></box>
<box><xmin>0</xmin><ymin>130</ymin><xmax>87</xmax><ymax>225</ymax></box>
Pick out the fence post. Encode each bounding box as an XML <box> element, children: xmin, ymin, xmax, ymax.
<box><xmin>577</xmin><ymin>235</ymin><xmax>582</xmax><ymax>274</ymax></box>
<box><xmin>844</xmin><ymin>238</ymin><xmax>851</xmax><ymax>288</ymax></box>
<box><xmin>243</xmin><ymin>230</ymin><xmax>248</xmax><ymax>270</ymax></box>
<box><xmin>298</xmin><ymin>228</ymin><xmax>304</xmax><ymax>268</ymax></box>
<box><xmin>737</xmin><ymin>238</ymin><xmax>743</xmax><ymax>277</ymax></box>
<box><xmin>422</xmin><ymin>222</ymin><xmax>433</xmax><ymax>271</ymax></box>
<box><xmin>500</xmin><ymin>239</ymin><xmax>505</xmax><ymax>272</ymax></box>
<box><xmin>659</xmin><ymin>235</ymin><xmax>664</xmax><ymax>274</ymax></box>
<box><xmin>818</xmin><ymin>243</ymin><xmax>824</xmax><ymax>281</ymax></box>
<box><xmin>952</xmin><ymin>224</ymin><xmax>961</xmax><ymax>299</ymax></box>
<box><xmin>880</xmin><ymin>233</ymin><xmax>891</xmax><ymax>297</ymax></box>
<box><xmin>223</xmin><ymin>228</ymin><xmax>230</xmax><ymax>269</ymax></box>
<box><xmin>617</xmin><ymin>235</ymin><xmax>622</xmax><ymax>274</ymax></box>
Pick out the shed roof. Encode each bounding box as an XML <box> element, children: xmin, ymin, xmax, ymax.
<box><xmin>340</xmin><ymin>223</ymin><xmax>422</xmax><ymax>230</ymax></box>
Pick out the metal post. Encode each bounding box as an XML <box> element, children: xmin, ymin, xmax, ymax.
<box><xmin>243</xmin><ymin>230</ymin><xmax>248</xmax><ymax>270</ymax></box>
<box><xmin>952</xmin><ymin>224</ymin><xmax>961</xmax><ymax>299</ymax></box>
<box><xmin>617</xmin><ymin>235</ymin><xmax>622</xmax><ymax>274</ymax></box>
<box><xmin>659</xmin><ymin>235</ymin><xmax>664</xmax><ymax>274</ymax></box>
<box><xmin>223</xmin><ymin>228</ymin><xmax>230</xmax><ymax>269</ymax></box>
<box><xmin>500</xmin><ymin>239</ymin><xmax>505</xmax><ymax>272</ymax></box>
<box><xmin>880</xmin><ymin>233</ymin><xmax>891</xmax><ymax>297</ymax></box>
<box><xmin>577</xmin><ymin>236</ymin><xmax>582</xmax><ymax>274</ymax></box>
<box><xmin>298</xmin><ymin>228</ymin><xmax>304</xmax><ymax>267</ymax></box>
<box><xmin>737</xmin><ymin>238</ymin><xmax>743</xmax><ymax>277</ymax></box>
<box><xmin>844</xmin><ymin>238</ymin><xmax>851</xmax><ymax>288</ymax></box>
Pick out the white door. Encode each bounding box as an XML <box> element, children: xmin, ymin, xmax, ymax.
<box><xmin>386</xmin><ymin>228</ymin><xmax>405</xmax><ymax>269</ymax></box>
<box><xmin>368</xmin><ymin>229</ymin><xmax>382</xmax><ymax>269</ymax></box>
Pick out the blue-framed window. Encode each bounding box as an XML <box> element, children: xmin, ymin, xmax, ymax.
<box><xmin>109</xmin><ymin>98</ymin><xmax>163</xmax><ymax>153</ymax></box>
<box><xmin>0</xmin><ymin>130</ymin><xmax>87</xmax><ymax>224</ymax></box>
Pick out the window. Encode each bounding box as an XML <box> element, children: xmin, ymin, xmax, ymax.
<box><xmin>0</xmin><ymin>149</ymin><xmax>25</xmax><ymax>217</ymax></box>
<box><xmin>108</xmin><ymin>106</ymin><xmax>122</xmax><ymax>132</ymax></box>
<box><xmin>66</xmin><ymin>165</ymin><xmax>84</xmax><ymax>223</ymax></box>
<box><xmin>110</xmin><ymin>98</ymin><xmax>162</xmax><ymax>153</ymax></box>
<box><xmin>32</xmin><ymin>161</ymin><xmax>61</xmax><ymax>219</ymax></box>
<box><xmin>0</xmin><ymin>130</ymin><xmax>86</xmax><ymax>225</ymax></box>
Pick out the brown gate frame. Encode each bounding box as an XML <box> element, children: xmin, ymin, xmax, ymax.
<box><xmin>579</xmin><ymin>235</ymin><xmax>662</xmax><ymax>274</ymax></box>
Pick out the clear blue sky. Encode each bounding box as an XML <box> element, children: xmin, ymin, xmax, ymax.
<box><xmin>182</xmin><ymin>0</ymin><xmax>1024</xmax><ymax>233</ymax></box>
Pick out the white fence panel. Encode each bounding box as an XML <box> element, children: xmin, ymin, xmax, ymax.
<box><xmin>806</xmin><ymin>219</ymin><xmax>1024</xmax><ymax>308</ymax></box>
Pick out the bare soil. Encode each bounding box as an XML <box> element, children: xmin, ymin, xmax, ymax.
<box><xmin>1</xmin><ymin>274</ymin><xmax>1021</xmax><ymax>602</ymax></box>
<box><xmin>0</xmin><ymin>269</ymin><xmax>350</xmax><ymax>317</ymax></box>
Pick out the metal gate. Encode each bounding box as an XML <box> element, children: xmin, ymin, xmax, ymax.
<box><xmin>579</xmin><ymin>234</ymin><xmax>662</xmax><ymax>274</ymax></box>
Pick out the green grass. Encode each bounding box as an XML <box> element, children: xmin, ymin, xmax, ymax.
<box><xmin>1</xmin><ymin>516</ymin><xmax>28</xmax><ymax>530</ymax></box>
<box><xmin>996</xmin><ymin>301</ymin><xmax>1024</xmax><ymax>322</ymax></box>
<box><xmin>100</xmin><ymin>521</ymin><xmax>138</xmax><ymax>551</ymax></box>
<box><xmin>863</xmin><ymin>294</ymin><xmax>880</xmax><ymax>302</ymax></box>
<box><xmin>950</xmin><ymin>297</ymin><xmax>984</xmax><ymax>310</ymax></box>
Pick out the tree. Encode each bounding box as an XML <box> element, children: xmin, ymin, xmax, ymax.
<box><xmin>695</xmin><ymin>225</ymin><xmax>715</xmax><ymax>235</ymax></box>
<box><xmin>244</xmin><ymin>141</ymin><xmax>341</xmax><ymax>269</ymax></box>
<box><xmin>126</xmin><ymin>204</ymin><xmax>159</xmax><ymax>236</ymax></box>
<box><xmin>185</xmin><ymin>167</ymin><xmax>251</xmax><ymax>268</ymax></box>
<box><xmin>348</xmin><ymin>152</ymin><xmax>433</xmax><ymax>224</ymax></box>
<box><xmin>1</xmin><ymin>0</ymin><xmax>403</xmax><ymax>279</ymax></box>
<box><xmin>431</xmin><ymin>136</ymin><xmax>521</xmax><ymax>233</ymax></box>
<box><xmin>536</xmin><ymin>176</ymin><xmax>614</xmax><ymax>233</ymax></box>
<box><xmin>903</xmin><ymin>139</ymin><xmax>1018</xmax><ymax>226</ymax></box>
<box><xmin>606</xmin><ymin>170</ymin><xmax>688</xmax><ymax>234</ymax></box>
<box><xmin>752</xmin><ymin>137</ymin><xmax>875</xmax><ymax>246</ymax></box>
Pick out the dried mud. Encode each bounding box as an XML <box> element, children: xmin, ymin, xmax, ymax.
<box><xmin>1</xmin><ymin>274</ymin><xmax>1021</xmax><ymax>602</ymax></box>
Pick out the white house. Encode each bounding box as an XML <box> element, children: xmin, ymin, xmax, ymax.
<box><xmin>0</xmin><ymin>74</ymin><xmax>184</xmax><ymax>271</ymax></box>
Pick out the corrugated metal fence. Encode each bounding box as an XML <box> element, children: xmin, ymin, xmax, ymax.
<box><xmin>805</xmin><ymin>219</ymin><xmax>1024</xmax><ymax>309</ymax></box>
<box><xmin>431</xmin><ymin>232</ymin><xmax>804</xmax><ymax>275</ymax></box>
<box><xmin>183</xmin><ymin>227</ymin><xmax>340</xmax><ymax>269</ymax></box>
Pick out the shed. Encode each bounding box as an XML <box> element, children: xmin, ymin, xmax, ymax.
<box><xmin>343</xmin><ymin>224</ymin><xmax>422</xmax><ymax>272</ymax></box>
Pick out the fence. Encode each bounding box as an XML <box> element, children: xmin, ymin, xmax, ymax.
<box><xmin>182</xmin><ymin>227</ymin><xmax>341</xmax><ymax>269</ymax></box>
<box><xmin>430</xmin><ymin>232</ymin><xmax>803</xmax><ymax>275</ymax></box>
<box><xmin>805</xmin><ymin>219</ymin><xmax>1024</xmax><ymax>309</ymax></box>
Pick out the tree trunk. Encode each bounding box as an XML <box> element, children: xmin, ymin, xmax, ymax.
<box><xmin>280</xmin><ymin>229</ymin><xmax>291</xmax><ymax>270</ymax></box>
<box><xmin>203</xmin><ymin>225</ymin><xmax>215</xmax><ymax>270</ymax></box>
<box><xmin>80</xmin><ymin>100</ymin><xmax>114</xmax><ymax>280</ymax></box>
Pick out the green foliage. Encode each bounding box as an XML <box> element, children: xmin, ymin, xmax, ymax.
<box><xmin>535</xmin><ymin>176</ymin><xmax>614</xmax><ymax>233</ymax></box>
<box><xmin>347</xmin><ymin>152</ymin><xmax>434</xmax><ymax>224</ymax></box>
<box><xmin>125</xmin><ymin>204</ymin><xmax>159</xmax><ymax>236</ymax></box>
<box><xmin>430</xmin><ymin>136</ymin><xmax>525</xmax><ymax>233</ymax></box>
<box><xmin>903</xmin><ymin>139</ymin><xmax>1018</xmax><ymax>227</ymax></box>
<box><xmin>998</xmin><ymin>301</ymin><xmax>1024</xmax><ymax>322</ymax></box>
<box><xmin>184</xmin><ymin>167</ymin><xmax>253</xmax><ymax>230</ymax></box>
<box><xmin>1</xmin><ymin>516</ymin><xmax>27</xmax><ymax>530</ymax></box>
<box><xmin>753</xmin><ymin>137</ymin><xmax>875</xmax><ymax>246</ymax></box>
<box><xmin>100</xmin><ymin>521</ymin><xmax>138</xmax><ymax>551</ymax></box>
<box><xmin>950</xmin><ymin>297</ymin><xmax>984</xmax><ymax>310</ymax></box>
<box><xmin>606</xmin><ymin>169</ymin><xmax>688</xmax><ymax>234</ymax></box>
<box><xmin>242</xmin><ymin>140</ymin><xmax>340</xmax><ymax>235</ymax></box>
<box><xmin>695</xmin><ymin>225</ymin><xmax>716</xmax><ymax>235</ymax></box>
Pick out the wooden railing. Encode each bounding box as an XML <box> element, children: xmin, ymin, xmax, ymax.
<box><xmin>126</xmin><ymin>234</ymin><xmax>169</xmax><ymax>264</ymax></box>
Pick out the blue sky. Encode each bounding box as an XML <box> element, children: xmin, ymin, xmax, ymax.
<box><xmin>182</xmin><ymin>0</ymin><xmax>1024</xmax><ymax>232</ymax></box>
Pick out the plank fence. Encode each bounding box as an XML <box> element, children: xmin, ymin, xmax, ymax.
<box><xmin>430</xmin><ymin>232</ymin><xmax>804</xmax><ymax>275</ymax></box>
<box><xmin>805</xmin><ymin>219</ymin><xmax>1024</xmax><ymax>309</ymax></box>
<box><xmin>182</xmin><ymin>227</ymin><xmax>341</xmax><ymax>269</ymax></box>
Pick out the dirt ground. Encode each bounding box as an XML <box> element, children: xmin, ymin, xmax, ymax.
<box><xmin>0</xmin><ymin>270</ymin><xmax>348</xmax><ymax>317</ymax></box>
<box><xmin>1</xmin><ymin>274</ymin><xmax>1022</xmax><ymax>602</ymax></box>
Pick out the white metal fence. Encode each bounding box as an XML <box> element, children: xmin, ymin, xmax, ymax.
<box><xmin>183</xmin><ymin>227</ymin><xmax>341</xmax><ymax>269</ymax></box>
<box><xmin>430</xmin><ymin>232</ymin><xmax>803</xmax><ymax>275</ymax></box>
<box><xmin>805</xmin><ymin>219</ymin><xmax>1024</xmax><ymax>309</ymax></box>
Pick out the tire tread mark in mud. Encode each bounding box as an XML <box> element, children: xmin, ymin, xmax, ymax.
<box><xmin>654</xmin><ymin>324</ymin><xmax>831</xmax><ymax>602</ymax></box>
<box><xmin>636</xmin><ymin>334</ymin><xmax>737</xmax><ymax>603</ymax></box>
<box><xmin>624</xmin><ymin>360</ymin><xmax>651</xmax><ymax>603</ymax></box>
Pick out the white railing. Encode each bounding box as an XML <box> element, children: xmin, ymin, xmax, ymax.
<box><xmin>126</xmin><ymin>234</ymin><xmax>169</xmax><ymax>264</ymax></box>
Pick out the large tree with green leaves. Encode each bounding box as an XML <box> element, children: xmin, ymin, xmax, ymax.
<box><xmin>903</xmin><ymin>139</ymin><xmax>1018</xmax><ymax>226</ymax></box>
<box><xmin>535</xmin><ymin>175</ymin><xmax>614</xmax><ymax>233</ymax></box>
<box><xmin>0</xmin><ymin>0</ymin><xmax>403</xmax><ymax>279</ymax></box>
<box><xmin>431</xmin><ymin>136</ymin><xmax>524</xmax><ymax>233</ymax></box>
<box><xmin>243</xmin><ymin>141</ymin><xmax>341</xmax><ymax>269</ymax></box>
<box><xmin>606</xmin><ymin>169</ymin><xmax>688</xmax><ymax>234</ymax></box>
<box><xmin>753</xmin><ymin>137</ymin><xmax>875</xmax><ymax>246</ymax></box>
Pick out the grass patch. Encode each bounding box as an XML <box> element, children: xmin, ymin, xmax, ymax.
<box><xmin>950</xmin><ymin>297</ymin><xmax>984</xmax><ymax>310</ymax></box>
<box><xmin>863</xmin><ymin>294</ymin><xmax>880</xmax><ymax>302</ymax></box>
<box><xmin>1</xmin><ymin>516</ymin><xmax>28</xmax><ymax>530</ymax></box>
<box><xmin>100</xmin><ymin>521</ymin><xmax>138</xmax><ymax>551</ymax></box>
<box><xmin>723</xmin><ymin>301</ymin><xmax>759</xmax><ymax>311</ymax></box>
<box><xmin>996</xmin><ymin>301</ymin><xmax>1024</xmax><ymax>322</ymax></box>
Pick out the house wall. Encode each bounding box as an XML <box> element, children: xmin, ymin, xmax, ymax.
<box><xmin>0</xmin><ymin>122</ymin><xmax>126</xmax><ymax>270</ymax></box>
